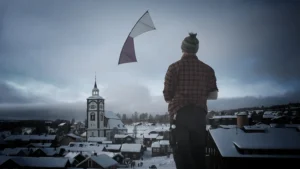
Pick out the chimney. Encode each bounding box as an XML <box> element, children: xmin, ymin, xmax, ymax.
<box><xmin>237</xmin><ymin>112</ymin><xmax>249</xmax><ymax>128</ymax></box>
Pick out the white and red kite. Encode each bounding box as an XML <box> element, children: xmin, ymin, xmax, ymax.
<box><xmin>118</xmin><ymin>11</ymin><xmax>156</xmax><ymax>65</ymax></box>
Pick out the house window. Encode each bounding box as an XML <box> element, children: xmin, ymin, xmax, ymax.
<box><xmin>92</xmin><ymin>132</ymin><xmax>94</xmax><ymax>137</ymax></box>
<box><xmin>133</xmin><ymin>154</ymin><xmax>136</xmax><ymax>158</ymax></box>
<box><xmin>90</xmin><ymin>112</ymin><xmax>95</xmax><ymax>121</ymax></box>
<box><xmin>101</xmin><ymin>114</ymin><xmax>104</xmax><ymax>121</ymax></box>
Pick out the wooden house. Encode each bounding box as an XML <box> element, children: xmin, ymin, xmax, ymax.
<box><xmin>120</xmin><ymin>144</ymin><xmax>143</xmax><ymax>160</ymax></box>
<box><xmin>65</xmin><ymin>152</ymin><xmax>87</xmax><ymax>167</ymax></box>
<box><xmin>112</xmin><ymin>153</ymin><xmax>124</xmax><ymax>164</ymax></box>
<box><xmin>143</xmin><ymin>134</ymin><xmax>158</xmax><ymax>147</ymax></box>
<box><xmin>151</xmin><ymin>140</ymin><xmax>171</xmax><ymax>157</ymax></box>
<box><xmin>151</xmin><ymin>141</ymin><xmax>160</xmax><ymax>157</ymax></box>
<box><xmin>60</xmin><ymin>133</ymin><xmax>83</xmax><ymax>146</ymax></box>
<box><xmin>113</xmin><ymin>134</ymin><xmax>135</xmax><ymax>144</ymax></box>
<box><xmin>102</xmin><ymin>144</ymin><xmax>122</xmax><ymax>152</ymax></box>
<box><xmin>4</xmin><ymin>134</ymin><xmax>57</xmax><ymax>148</ymax></box>
<box><xmin>76</xmin><ymin>154</ymin><xmax>118</xmax><ymax>169</ymax></box>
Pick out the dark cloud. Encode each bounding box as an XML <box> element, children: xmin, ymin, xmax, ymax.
<box><xmin>0</xmin><ymin>80</ymin><xmax>52</xmax><ymax>104</ymax></box>
<box><xmin>208</xmin><ymin>89</ymin><xmax>300</xmax><ymax>111</ymax></box>
<box><xmin>0</xmin><ymin>0</ymin><xmax>299</xmax><ymax>116</ymax></box>
<box><xmin>0</xmin><ymin>81</ymin><xmax>32</xmax><ymax>104</ymax></box>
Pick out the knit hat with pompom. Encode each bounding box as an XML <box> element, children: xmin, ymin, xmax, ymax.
<box><xmin>181</xmin><ymin>32</ymin><xmax>199</xmax><ymax>54</ymax></box>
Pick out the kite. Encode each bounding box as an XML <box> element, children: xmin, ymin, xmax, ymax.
<box><xmin>118</xmin><ymin>10</ymin><xmax>156</xmax><ymax>65</ymax></box>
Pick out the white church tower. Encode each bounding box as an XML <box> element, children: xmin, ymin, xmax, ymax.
<box><xmin>86</xmin><ymin>75</ymin><xmax>105</xmax><ymax>139</ymax></box>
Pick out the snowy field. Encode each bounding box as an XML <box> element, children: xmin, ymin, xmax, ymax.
<box><xmin>125</xmin><ymin>123</ymin><xmax>176</xmax><ymax>169</ymax></box>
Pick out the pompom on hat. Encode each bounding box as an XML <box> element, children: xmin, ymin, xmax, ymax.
<box><xmin>181</xmin><ymin>32</ymin><xmax>199</xmax><ymax>54</ymax></box>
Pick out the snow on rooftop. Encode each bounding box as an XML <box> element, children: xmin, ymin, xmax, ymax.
<box><xmin>159</xmin><ymin>140</ymin><xmax>170</xmax><ymax>145</ymax></box>
<box><xmin>105</xmin><ymin>111</ymin><xmax>120</xmax><ymax>119</ymax></box>
<box><xmin>91</xmin><ymin>154</ymin><xmax>118</xmax><ymax>168</ymax></box>
<box><xmin>151</xmin><ymin>141</ymin><xmax>160</xmax><ymax>148</ymax></box>
<box><xmin>121</xmin><ymin>144</ymin><xmax>142</xmax><ymax>152</ymax></box>
<box><xmin>11</xmin><ymin>156</ymin><xmax>69</xmax><ymax>168</ymax></box>
<box><xmin>144</xmin><ymin>134</ymin><xmax>159</xmax><ymax>139</ymax></box>
<box><xmin>64</xmin><ymin>152</ymin><xmax>84</xmax><ymax>159</ymax></box>
<box><xmin>104</xmin><ymin>144</ymin><xmax>121</xmax><ymax>150</ymax></box>
<box><xmin>107</xmin><ymin>119</ymin><xmax>127</xmax><ymax>130</ymax></box>
<box><xmin>61</xmin><ymin>145</ymin><xmax>105</xmax><ymax>153</ymax></box>
<box><xmin>59</xmin><ymin>123</ymin><xmax>66</xmax><ymax>126</ymax></box>
<box><xmin>4</xmin><ymin>135</ymin><xmax>56</xmax><ymax>141</ymax></box>
<box><xmin>81</xmin><ymin>132</ymin><xmax>86</xmax><ymax>137</ymax></box>
<box><xmin>114</xmin><ymin>134</ymin><xmax>130</xmax><ymax>139</ymax></box>
<box><xmin>87</xmin><ymin>137</ymin><xmax>107</xmax><ymax>142</ymax></box>
<box><xmin>67</xmin><ymin>133</ymin><xmax>82</xmax><ymax>140</ymax></box>
<box><xmin>156</xmin><ymin>136</ymin><xmax>164</xmax><ymax>140</ymax></box>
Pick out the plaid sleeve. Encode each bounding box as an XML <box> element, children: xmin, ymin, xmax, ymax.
<box><xmin>208</xmin><ymin>69</ymin><xmax>218</xmax><ymax>92</ymax></box>
<box><xmin>163</xmin><ymin>64</ymin><xmax>176</xmax><ymax>102</ymax></box>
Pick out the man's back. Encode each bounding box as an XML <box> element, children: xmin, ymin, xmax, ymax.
<box><xmin>163</xmin><ymin>53</ymin><xmax>217</xmax><ymax>116</ymax></box>
<box><xmin>163</xmin><ymin>32</ymin><xmax>218</xmax><ymax>169</ymax></box>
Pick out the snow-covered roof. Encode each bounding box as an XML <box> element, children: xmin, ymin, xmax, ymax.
<box><xmin>104</xmin><ymin>144</ymin><xmax>121</xmax><ymax>150</ymax></box>
<box><xmin>87</xmin><ymin>137</ymin><xmax>107</xmax><ymax>142</ymax></box>
<box><xmin>91</xmin><ymin>154</ymin><xmax>118</xmax><ymax>168</ymax></box>
<box><xmin>67</xmin><ymin>133</ymin><xmax>82</xmax><ymax>140</ymax></box>
<box><xmin>156</xmin><ymin>136</ymin><xmax>163</xmax><ymax>140</ymax></box>
<box><xmin>144</xmin><ymin>134</ymin><xmax>159</xmax><ymax>139</ymax></box>
<box><xmin>10</xmin><ymin>156</ymin><xmax>69</xmax><ymax>168</ymax></box>
<box><xmin>59</xmin><ymin>123</ymin><xmax>66</xmax><ymax>126</ymax></box>
<box><xmin>60</xmin><ymin>145</ymin><xmax>105</xmax><ymax>153</ymax></box>
<box><xmin>2</xmin><ymin>147</ymin><xmax>60</xmax><ymax>156</ymax></box>
<box><xmin>4</xmin><ymin>135</ymin><xmax>56</xmax><ymax>141</ymax></box>
<box><xmin>105</xmin><ymin>111</ymin><xmax>120</xmax><ymax>119</ymax></box>
<box><xmin>68</xmin><ymin>142</ymin><xmax>100</xmax><ymax>147</ymax></box>
<box><xmin>114</xmin><ymin>134</ymin><xmax>130</xmax><ymax>139</ymax></box>
<box><xmin>64</xmin><ymin>152</ymin><xmax>85</xmax><ymax>159</ymax></box>
<box><xmin>159</xmin><ymin>140</ymin><xmax>169</xmax><ymax>145</ymax></box>
<box><xmin>151</xmin><ymin>141</ymin><xmax>160</xmax><ymax>148</ymax></box>
<box><xmin>121</xmin><ymin>144</ymin><xmax>142</xmax><ymax>152</ymax></box>
<box><xmin>87</xmin><ymin>95</ymin><xmax>104</xmax><ymax>100</ymax></box>
<box><xmin>107</xmin><ymin>119</ymin><xmax>127</xmax><ymax>130</ymax></box>
<box><xmin>81</xmin><ymin>132</ymin><xmax>86</xmax><ymax>137</ymax></box>
<box><xmin>102</xmin><ymin>141</ymin><xmax>112</xmax><ymax>144</ymax></box>
<box><xmin>237</xmin><ymin>112</ymin><xmax>247</xmax><ymax>116</ymax></box>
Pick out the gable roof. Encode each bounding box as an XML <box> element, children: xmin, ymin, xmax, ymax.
<box><xmin>0</xmin><ymin>156</ymin><xmax>70</xmax><ymax>168</ymax></box>
<box><xmin>105</xmin><ymin>111</ymin><xmax>120</xmax><ymax>119</ymax></box>
<box><xmin>91</xmin><ymin>155</ymin><xmax>118</xmax><ymax>168</ymax></box>
<box><xmin>121</xmin><ymin>144</ymin><xmax>142</xmax><ymax>152</ymax></box>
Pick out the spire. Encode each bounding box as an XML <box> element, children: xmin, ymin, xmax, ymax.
<box><xmin>92</xmin><ymin>72</ymin><xmax>99</xmax><ymax>96</ymax></box>
<box><xmin>94</xmin><ymin>72</ymin><xmax>97</xmax><ymax>89</ymax></box>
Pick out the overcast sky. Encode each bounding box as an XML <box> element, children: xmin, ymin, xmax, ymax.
<box><xmin>0</xmin><ymin>0</ymin><xmax>299</xmax><ymax>118</ymax></box>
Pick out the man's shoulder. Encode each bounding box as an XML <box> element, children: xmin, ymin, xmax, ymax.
<box><xmin>198</xmin><ymin>60</ymin><xmax>215</xmax><ymax>73</ymax></box>
<box><xmin>168</xmin><ymin>60</ymin><xmax>181</xmax><ymax>69</ymax></box>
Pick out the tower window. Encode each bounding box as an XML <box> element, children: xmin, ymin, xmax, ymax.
<box><xmin>90</xmin><ymin>112</ymin><xmax>95</xmax><ymax>121</ymax></box>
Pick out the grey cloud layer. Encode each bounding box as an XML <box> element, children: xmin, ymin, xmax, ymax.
<box><xmin>0</xmin><ymin>0</ymin><xmax>299</xmax><ymax>116</ymax></box>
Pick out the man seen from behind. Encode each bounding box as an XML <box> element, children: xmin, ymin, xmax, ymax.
<box><xmin>163</xmin><ymin>32</ymin><xmax>218</xmax><ymax>169</ymax></box>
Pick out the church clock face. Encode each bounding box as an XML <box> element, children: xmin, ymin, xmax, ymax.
<box><xmin>89</xmin><ymin>103</ymin><xmax>97</xmax><ymax>110</ymax></box>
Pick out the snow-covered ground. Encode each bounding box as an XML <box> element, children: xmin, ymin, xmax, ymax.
<box><xmin>125</xmin><ymin>123</ymin><xmax>175</xmax><ymax>169</ymax></box>
<box><xmin>126</xmin><ymin>123</ymin><xmax>170</xmax><ymax>138</ymax></box>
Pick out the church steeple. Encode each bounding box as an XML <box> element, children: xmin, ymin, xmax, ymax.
<box><xmin>94</xmin><ymin>72</ymin><xmax>98</xmax><ymax>89</ymax></box>
<box><xmin>92</xmin><ymin>72</ymin><xmax>99</xmax><ymax>96</ymax></box>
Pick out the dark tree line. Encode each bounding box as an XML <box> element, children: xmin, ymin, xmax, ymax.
<box><xmin>116</xmin><ymin>112</ymin><xmax>170</xmax><ymax>124</ymax></box>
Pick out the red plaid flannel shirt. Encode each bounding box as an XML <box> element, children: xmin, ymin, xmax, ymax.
<box><xmin>163</xmin><ymin>53</ymin><xmax>218</xmax><ymax>116</ymax></box>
